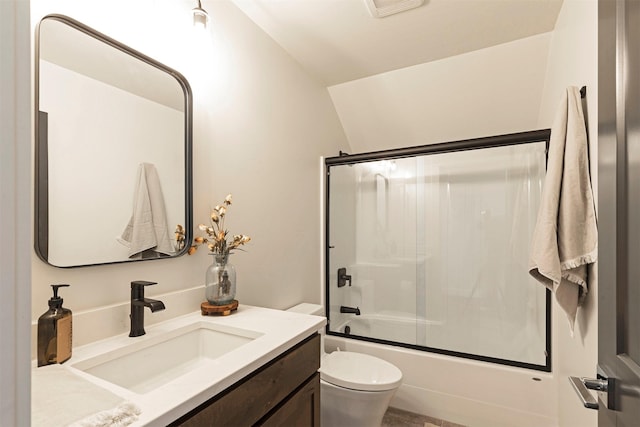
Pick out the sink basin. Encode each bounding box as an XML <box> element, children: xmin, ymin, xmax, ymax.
<box><xmin>71</xmin><ymin>321</ymin><xmax>263</xmax><ymax>394</ymax></box>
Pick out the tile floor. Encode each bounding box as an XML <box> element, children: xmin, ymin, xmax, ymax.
<box><xmin>381</xmin><ymin>407</ymin><xmax>466</xmax><ymax>427</ymax></box>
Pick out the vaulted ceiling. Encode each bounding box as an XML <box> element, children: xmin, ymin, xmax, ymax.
<box><xmin>230</xmin><ymin>0</ymin><xmax>564</xmax><ymax>86</ymax></box>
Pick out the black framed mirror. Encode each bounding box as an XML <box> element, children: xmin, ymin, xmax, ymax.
<box><xmin>35</xmin><ymin>14</ymin><xmax>193</xmax><ymax>268</ymax></box>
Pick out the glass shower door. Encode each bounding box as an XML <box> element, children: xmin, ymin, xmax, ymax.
<box><xmin>417</xmin><ymin>143</ymin><xmax>547</xmax><ymax>366</ymax></box>
<box><xmin>326</xmin><ymin>131</ymin><xmax>550</xmax><ymax>371</ymax></box>
<box><xmin>328</xmin><ymin>158</ymin><xmax>419</xmax><ymax>345</ymax></box>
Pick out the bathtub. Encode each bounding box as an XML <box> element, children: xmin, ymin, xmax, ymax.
<box><xmin>334</xmin><ymin>313</ymin><xmax>440</xmax><ymax>345</ymax></box>
<box><xmin>332</xmin><ymin>313</ymin><xmax>545</xmax><ymax>367</ymax></box>
<box><xmin>324</xmin><ymin>315</ymin><xmax>558</xmax><ymax>427</ymax></box>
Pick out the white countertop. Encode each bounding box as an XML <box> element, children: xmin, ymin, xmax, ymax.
<box><xmin>32</xmin><ymin>305</ymin><xmax>326</xmax><ymax>426</ymax></box>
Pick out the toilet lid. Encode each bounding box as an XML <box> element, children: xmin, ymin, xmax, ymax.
<box><xmin>319</xmin><ymin>351</ymin><xmax>403</xmax><ymax>391</ymax></box>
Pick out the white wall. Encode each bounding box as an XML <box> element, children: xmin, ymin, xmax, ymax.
<box><xmin>537</xmin><ymin>1</ymin><xmax>599</xmax><ymax>426</ymax></box>
<box><xmin>328</xmin><ymin>33</ymin><xmax>551</xmax><ymax>152</ymax></box>
<box><xmin>30</xmin><ymin>0</ymin><xmax>349</xmax><ymax>353</ymax></box>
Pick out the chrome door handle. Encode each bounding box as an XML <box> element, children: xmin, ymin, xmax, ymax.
<box><xmin>569</xmin><ymin>374</ymin><xmax>615</xmax><ymax>410</ymax></box>
<box><xmin>569</xmin><ymin>376</ymin><xmax>599</xmax><ymax>409</ymax></box>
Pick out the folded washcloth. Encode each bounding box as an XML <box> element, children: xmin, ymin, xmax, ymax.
<box><xmin>69</xmin><ymin>402</ymin><xmax>141</xmax><ymax>427</ymax></box>
<box><xmin>528</xmin><ymin>86</ymin><xmax>597</xmax><ymax>335</ymax></box>
<box><xmin>32</xmin><ymin>364</ymin><xmax>141</xmax><ymax>427</ymax></box>
<box><xmin>118</xmin><ymin>163</ymin><xmax>175</xmax><ymax>259</ymax></box>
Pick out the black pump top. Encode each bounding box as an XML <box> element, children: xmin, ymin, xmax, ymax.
<box><xmin>49</xmin><ymin>284</ymin><xmax>70</xmax><ymax>309</ymax></box>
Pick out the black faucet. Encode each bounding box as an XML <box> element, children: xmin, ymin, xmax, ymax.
<box><xmin>129</xmin><ymin>280</ymin><xmax>165</xmax><ymax>337</ymax></box>
<box><xmin>340</xmin><ymin>305</ymin><xmax>361</xmax><ymax>315</ymax></box>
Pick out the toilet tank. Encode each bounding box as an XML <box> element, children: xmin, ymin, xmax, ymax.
<box><xmin>286</xmin><ymin>303</ymin><xmax>324</xmax><ymax>316</ymax></box>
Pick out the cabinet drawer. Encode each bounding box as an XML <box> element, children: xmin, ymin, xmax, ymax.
<box><xmin>257</xmin><ymin>373</ymin><xmax>320</xmax><ymax>427</ymax></box>
<box><xmin>258</xmin><ymin>373</ymin><xmax>320</xmax><ymax>427</ymax></box>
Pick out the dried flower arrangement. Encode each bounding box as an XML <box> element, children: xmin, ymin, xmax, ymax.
<box><xmin>186</xmin><ymin>194</ymin><xmax>251</xmax><ymax>259</ymax></box>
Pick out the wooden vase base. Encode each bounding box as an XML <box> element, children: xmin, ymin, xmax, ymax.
<box><xmin>201</xmin><ymin>300</ymin><xmax>238</xmax><ymax>316</ymax></box>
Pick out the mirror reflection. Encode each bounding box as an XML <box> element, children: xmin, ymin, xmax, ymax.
<box><xmin>35</xmin><ymin>15</ymin><xmax>192</xmax><ymax>268</ymax></box>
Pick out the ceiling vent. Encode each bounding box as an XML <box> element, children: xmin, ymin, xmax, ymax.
<box><xmin>364</xmin><ymin>0</ymin><xmax>424</xmax><ymax>18</ymax></box>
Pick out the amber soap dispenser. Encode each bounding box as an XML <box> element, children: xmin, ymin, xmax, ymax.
<box><xmin>37</xmin><ymin>284</ymin><xmax>72</xmax><ymax>367</ymax></box>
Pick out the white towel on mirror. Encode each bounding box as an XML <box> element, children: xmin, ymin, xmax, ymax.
<box><xmin>118</xmin><ymin>163</ymin><xmax>175</xmax><ymax>258</ymax></box>
<box><xmin>528</xmin><ymin>86</ymin><xmax>597</xmax><ymax>335</ymax></box>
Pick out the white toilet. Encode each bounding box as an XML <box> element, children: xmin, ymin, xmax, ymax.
<box><xmin>287</xmin><ymin>303</ymin><xmax>403</xmax><ymax>427</ymax></box>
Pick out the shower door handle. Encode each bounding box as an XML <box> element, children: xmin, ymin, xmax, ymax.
<box><xmin>337</xmin><ymin>268</ymin><xmax>351</xmax><ymax>287</ymax></box>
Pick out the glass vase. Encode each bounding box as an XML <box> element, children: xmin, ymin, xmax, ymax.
<box><xmin>205</xmin><ymin>254</ymin><xmax>236</xmax><ymax>305</ymax></box>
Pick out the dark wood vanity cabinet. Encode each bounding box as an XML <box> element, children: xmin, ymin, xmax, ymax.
<box><xmin>171</xmin><ymin>333</ymin><xmax>320</xmax><ymax>427</ymax></box>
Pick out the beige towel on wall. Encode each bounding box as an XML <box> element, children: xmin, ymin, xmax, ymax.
<box><xmin>529</xmin><ymin>86</ymin><xmax>597</xmax><ymax>335</ymax></box>
<box><xmin>118</xmin><ymin>163</ymin><xmax>175</xmax><ymax>259</ymax></box>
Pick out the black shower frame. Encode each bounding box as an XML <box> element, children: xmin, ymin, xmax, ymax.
<box><xmin>324</xmin><ymin>129</ymin><xmax>552</xmax><ymax>373</ymax></box>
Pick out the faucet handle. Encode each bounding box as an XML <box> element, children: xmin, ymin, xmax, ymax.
<box><xmin>337</xmin><ymin>268</ymin><xmax>352</xmax><ymax>287</ymax></box>
<box><xmin>130</xmin><ymin>280</ymin><xmax>158</xmax><ymax>300</ymax></box>
<box><xmin>131</xmin><ymin>280</ymin><xmax>157</xmax><ymax>289</ymax></box>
